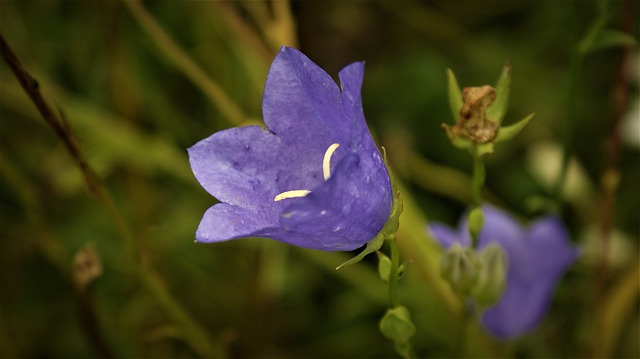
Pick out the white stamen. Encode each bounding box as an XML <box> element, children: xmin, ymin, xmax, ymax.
<box><xmin>323</xmin><ymin>143</ymin><xmax>340</xmax><ymax>180</ymax></box>
<box><xmin>273</xmin><ymin>143</ymin><xmax>341</xmax><ymax>202</ymax></box>
<box><xmin>274</xmin><ymin>190</ymin><xmax>311</xmax><ymax>201</ymax></box>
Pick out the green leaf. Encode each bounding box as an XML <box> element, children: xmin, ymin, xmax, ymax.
<box><xmin>446</xmin><ymin>68</ymin><xmax>463</xmax><ymax>123</ymax></box>
<box><xmin>495</xmin><ymin>113</ymin><xmax>535</xmax><ymax>143</ymax></box>
<box><xmin>486</xmin><ymin>63</ymin><xmax>511</xmax><ymax>125</ymax></box>
<box><xmin>581</xmin><ymin>29</ymin><xmax>637</xmax><ymax>54</ymax></box>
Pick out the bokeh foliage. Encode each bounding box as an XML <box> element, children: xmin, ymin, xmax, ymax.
<box><xmin>1</xmin><ymin>1</ymin><xmax>638</xmax><ymax>358</ymax></box>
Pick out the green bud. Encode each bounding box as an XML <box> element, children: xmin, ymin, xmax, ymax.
<box><xmin>379</xmin><ymin>306</ymin><xmax>416</xmax><ymax>358</ymax></box>
<box><xmin>467</xmin><ymin>207</ymin><xmax>485</xmax><ymax>243</ymax></box>
<box><xmin>377</xmin><ymin>251</ymin><xmax>392</xmax><ymax>283</ymax></box>
<box><xmin>440</xmin><ymin>243</ymin><xmax>480</xmax><ymax>295</ymax></box>
<box><xmin>471</xmin><ymin>243</ymin><xmax>507</xmax><ymax>307</ymax></box>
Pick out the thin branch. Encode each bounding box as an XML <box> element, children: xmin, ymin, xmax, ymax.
<box><xmin>1</xmin><ymin>34</ymin><xmax>225</xmax><ymax>359</ymax></box>
<box><xmin>1</xmin><ymin>35</ymin><xmax>101</xmax><ymax>196</ymax></box>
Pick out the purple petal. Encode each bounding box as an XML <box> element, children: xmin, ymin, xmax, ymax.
<box><xmin>476</xmin><ymin>205</ymin><xmax>525</xmax><ymax>250</ymax></box>
<box><xmin>262</xmin><ymin>47</ymin><xmax>351</xmax><ymax>155</ymax></box>
<box><xmin>427</xmin><ymin>223</ymin><xmax>461</xmax><ymax>249</ymax></box>
<box><xmin>279</xmin><ymin>153</ymin><xmax>392</xmax><ymax>251</ymax></box>
<box><xmin>196</xmin><ymin>203</ymin><xmax>275</xmax><ymax>243</ymax></box>
<box><xmin>478</xmin><ymin>210</ymin><xmax>578</xmax><ymax>338</ymax></box>
<box><xmin>522</xmin><ymin>216</ymin><xmax>579</xmax><ymax>280</ymax></box>
<box><xmin>481</xmin><ymin>277</ymin><xmax>555</xmax><ymax>339</ymax></box>
<box><xmin>188</xmin><ymin>125</ymin><xmax>324</xmax><ymax>210</ymax></box>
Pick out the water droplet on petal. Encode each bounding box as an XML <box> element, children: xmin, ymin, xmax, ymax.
<box><xmin>320</xmin><ymin>210</ymin><xmax>327</xmax><ymax>216</ymax></box>
<box><xmin>332</xmin><ymin>225</ymin><xmax>342</xmax><ymax>232</ymax></box>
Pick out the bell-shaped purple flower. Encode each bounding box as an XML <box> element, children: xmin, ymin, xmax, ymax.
<box><xmin>428</xmin><ymin>205</ymin><xmax>579</xmax><ymax>339</ymax></box>
<box><xmin>188</xmin><ymin>47</ymin><xmax>393</xmax><ymax>251</ymax></box>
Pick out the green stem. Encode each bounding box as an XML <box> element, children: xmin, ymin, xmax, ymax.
<box><xmin>387</xmin><ymin>237</ymin><xmax>401</xmax><ymax>308</ymax></box>
<box><xmin>469</xmin><ymin>151</ymin><xmax>486</xmax><ymax>247</ymax></box>
<box><xmin>456</xmin><ymin>305</ymin><xmax>472</xmax><ymax>357</ymax></box>
<box><xmin>471</xmin><ymin>152</ymin><xmax>486</xmax><ymax>208</ymax></box>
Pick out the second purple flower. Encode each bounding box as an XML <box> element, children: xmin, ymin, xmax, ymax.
<box><xmin>428</xmin><ymin>205</ymin><xmax>579</xmax><ymax>339</ymax></box>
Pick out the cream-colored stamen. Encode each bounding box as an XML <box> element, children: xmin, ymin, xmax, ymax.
<box><xmin>323</xmin><ymin>143</ymin><xmax>340</xmax><ymax>180</ymax></box>
<box><xmin>274</xmin><ymin>189</ymin><xmax>311</xmax><ymax>201</ymax></box>
<box><xmin>273</xmin><ymin>143</ymin><xmax>341</xmax><ymax>202</ymax></box>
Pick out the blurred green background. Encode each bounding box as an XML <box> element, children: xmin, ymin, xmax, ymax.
<box><xmin>1</xmin><ymin>1</ymin><xmax>638</xmax><ymax>358</ymax></box>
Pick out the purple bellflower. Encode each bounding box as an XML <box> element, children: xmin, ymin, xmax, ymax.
<box><xmin>428</xmin><ymin>205</ymin><xmax>579</xmax><ymax>339</ymax></box>
<box><xmin>188</xmin><ymin>47</ymin><xmax>393</xmax><ymax>251</ymax></box>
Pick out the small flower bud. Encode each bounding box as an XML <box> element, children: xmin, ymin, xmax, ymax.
<box><xmin>72</xmin><ymin>243</ymin><xmax>102</xmax><ymax>291</ymax></box>
<box><xmin>379</xmin><ymin>306</ymin><xmax>416</xmax><ymax>358</ymax></box>
<box><xmin>472</xmin><ymin>243</ymin><xmax>507</xmax><ymax>307</ymax></box>
<box><xmin>440</xmin><ymin>243</ymin><xmax>480</xmax><ymax>295</ymax></box>
<box><xmin>467</xmin><ymin>207</ymin><xmax>485</xmax><ymax>244</ymax></box>
<box><xmin>377</xmin><ymin>251</ymin><xmax>392</xmax><ymax>283</ymax></box>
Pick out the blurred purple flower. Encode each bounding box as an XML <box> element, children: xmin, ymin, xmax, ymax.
<box><xmin>188</xmin><ymin>47</ymin><xmax>393</xmax><ymax>251</ymax></box>
<box><xmin>428</xmin><ymin>205</ymin><xmax>579</xmax><ymax>339</ymax></box>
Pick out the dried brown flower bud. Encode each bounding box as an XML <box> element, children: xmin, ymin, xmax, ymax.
<box><xmin>444</xmin><ymin>85</ymin><xmax>498</xmax><ymax>143</ymax></box>
<box><xmin>72</xmin><ymin>243</ymin><xmax>102</xmax><ymax>290</ymax></box>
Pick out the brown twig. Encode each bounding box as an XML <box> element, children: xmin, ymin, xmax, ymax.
<box><xmin>592</xmin><ymin>0</ymin><xmax>635</xmax><ymax>355</ymax></box>
<box><xmin>1</xmin><ymin>34</ymin><xmax>224</xmax><ymax>358</ymax></box>
<box><xmin>1</xmin><ymin>35</ymin><xmax>101</xmax><ymax>196</ymax></box>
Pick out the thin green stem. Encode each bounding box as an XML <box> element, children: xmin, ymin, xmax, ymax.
<box><xmin>471</xmin><ymin>152</ymin><xmax>486</xmax><ymax>208</ymax></box>
<box><xmin>456</xmin><ymin>304</ymin><xmax>472</xmax><ymax>357</ymax></box>
<box><xmin>469</xmin><ymin>152</ymin><xmax>486</xmax><ymax>247</ymax></box>
<box><xmin>387</xmin><ymin>237</ymin><xmax>401</xmax><ymax>308</ymax></box>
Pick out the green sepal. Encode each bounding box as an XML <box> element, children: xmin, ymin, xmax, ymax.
<box><xmin>379</xmin><ymin>306</ymin><xmax>416</xmax><ymax>359</ymax></box>
<box><xmin>486</xmin><ymin>63</ymin><xmax>511</xmax><ymax>126</ymax></box>
<box><xmin>495</xmin><ymin>113</ymin><xmax>535</xmax><ymax>143</ymax></box>
<box><xmin>377</xmin><ymin>251</ymin><xmax>392</xmax><ymax>283</ymax></box>
<box><xmin>446</xmin><ymin>68</ymin><xmax>463</xmax><ymax>122</ymax></box>
<box><xmin>336</xmin><ymin>233</ymin><xmax>384</xmax><ymax>270</ymax></box>
<box><xmin>336</xmin><ymin>147</ymin><xmax>403</xmax><ymax>270</ymax></box>
<box><xmin>470</xmin><ymin>142</ymin><xmax>495</xmax><ymax>157</ymax></box>
<box><xmin>440</xmin><ymin>243</ymin><xmax>480</xmax><ymax>296</ymax></box>
<box><xmin>380</xmin><ymin>147</ymin><xmax>403</xmax><ymax>237</ymax></box>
